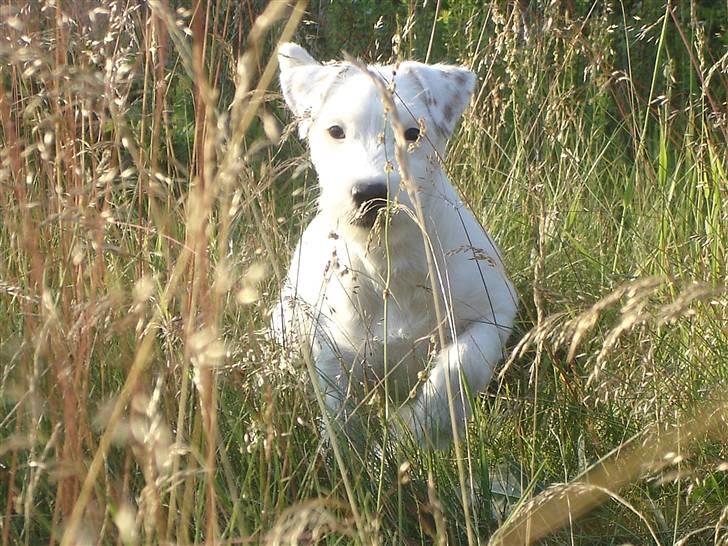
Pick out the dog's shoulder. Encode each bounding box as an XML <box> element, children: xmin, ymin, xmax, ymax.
<box><xmin>281</xmin><ymin>215</ymin><xmax>347</xmax><ymax>298</ymax></box>
<box><xmin>294</xmin><ymin>215</ymin><xmax>340</xmax><ymax>264</ymax></box>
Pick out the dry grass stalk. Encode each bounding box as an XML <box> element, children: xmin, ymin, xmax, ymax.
<box><xmin>490</xmin><ymin>397</ymin><xmax>728</xmax><ymax>545</ymax></box>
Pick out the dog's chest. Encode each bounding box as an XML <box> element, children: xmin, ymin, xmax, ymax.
<box><xmin>360</xmin><ymin>271</ymin><xmax>433</xmax><ymax>337</ymax></box>
<box><xmin>325</xmin><ymin>243</ymin><xmax>437</xmax><ymax>367</ymax></box>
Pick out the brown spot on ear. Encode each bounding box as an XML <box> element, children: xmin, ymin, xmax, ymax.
<box><xmin>455</xmin><ymin>71</ymin><xmax>468</xmax><ymax>86</ymax></box>
<box><xmin>442</xmin><ymin>102</ymin><xmax>454</xmax><ymax>123</ymax></box>
<box><xmin>293</xmin><ymin>81</ymin><xmax>307</xmax><ymax>96</ymax></box>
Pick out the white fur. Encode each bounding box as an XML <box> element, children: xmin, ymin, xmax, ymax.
<box><xmin>272</xmin><ymin>43</ymin><xmax>518</xmax><ymax>448</ymax></box>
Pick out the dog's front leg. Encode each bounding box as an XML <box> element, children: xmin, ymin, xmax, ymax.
<box><xmin>310</xmin><ymin>337</ymin><xmax>367</xmax><ymax>444</ymax></box>
<box><xmin>398</xmin><ymin>320</ymin><xmax>508</xmax><ymax>448</ymax></box>
<box><xmin>312</xmin><ymin>343</ymin><xmax>351</xmax><ymax>419</ymax></box>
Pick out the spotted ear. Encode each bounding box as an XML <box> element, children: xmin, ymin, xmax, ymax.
<box><xmin>401</xmin><ymin>62</ymin><xmax>476</xmax><ymax>138</ymax></box>
<box><xmin>278</xmin><ymin>42</ymin><xmax>343</xmax><ymax>139</ymax></box>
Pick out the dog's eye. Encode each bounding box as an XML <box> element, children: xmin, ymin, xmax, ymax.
<box><xmin>404</xmin><ymin>127</ymin><xmax>420</xmax><ymax>141</ymax></box>
<box><xmin>327</xmin><ymin>125</ymin><xmax>345</xmax><ymax>139</ymax></box>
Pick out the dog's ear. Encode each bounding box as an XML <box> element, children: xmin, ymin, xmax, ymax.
<box><xmin>278</xmin><ymin>42</ymin><xmax>342</xmax><ymax>139</ymax></box>
<box><xmin>401</xmin><ymin>62</ymin><xmax>476</xmax><ymax>138</ymax></box>
<box><xmin>278</xmin><ymin>42</ymin><xmax>319</xmax><ymax>74</ymax></box>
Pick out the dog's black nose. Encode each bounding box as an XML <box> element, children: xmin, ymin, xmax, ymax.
<box><xmin>351</xmin><ymin>182</ymin><xmax>388</xmax><ymax>209</ymax></box>
<box><xmin>351</xmin><ymin>181</ymin><xmax>389</xmax><ymax>227</ymax></box>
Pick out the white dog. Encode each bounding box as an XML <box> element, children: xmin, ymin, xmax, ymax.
<box><xmin>272</xmin><ymin>43</ymin><xmax>518</xmax><ymax>449</ymax></box>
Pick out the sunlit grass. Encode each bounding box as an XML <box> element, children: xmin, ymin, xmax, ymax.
<box><xmin>0</xmin><ymin>1</ymin><xmax>725</xmax><ymax>544</ymax></box>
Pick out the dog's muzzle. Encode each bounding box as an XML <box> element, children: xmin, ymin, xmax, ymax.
<box><xmin>351</xmin><ymin>181</ymin><xmax>388</xmax><ymax>228</ymax></box>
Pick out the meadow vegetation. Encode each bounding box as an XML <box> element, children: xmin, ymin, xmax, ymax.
<box><xmin>0</xmin><ymin>0</ymin><xmax>726</xmax><ymax>544</ymax></box>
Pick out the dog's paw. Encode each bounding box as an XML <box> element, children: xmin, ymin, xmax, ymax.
<box><xmin>391</xmin><ymin>404</ymin><xmax>425</xmax><ymax>447</ymax></box>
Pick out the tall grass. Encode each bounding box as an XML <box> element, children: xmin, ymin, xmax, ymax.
<box><xmin>0</xmin><ymin>1</ymin><xmax>726</xmax><ymax>544</ymax></box>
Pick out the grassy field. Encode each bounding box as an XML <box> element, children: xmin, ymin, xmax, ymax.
<box><xmin>1</xmin><ymin>0</ymin><xmax>726</xmax><ymax>544</ymax></box>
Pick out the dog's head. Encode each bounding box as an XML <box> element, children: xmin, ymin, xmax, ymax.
<box><xmin>278</xmin><ymin>43</ymin><xmax>476</xmax><ymax>232</ymax></box>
